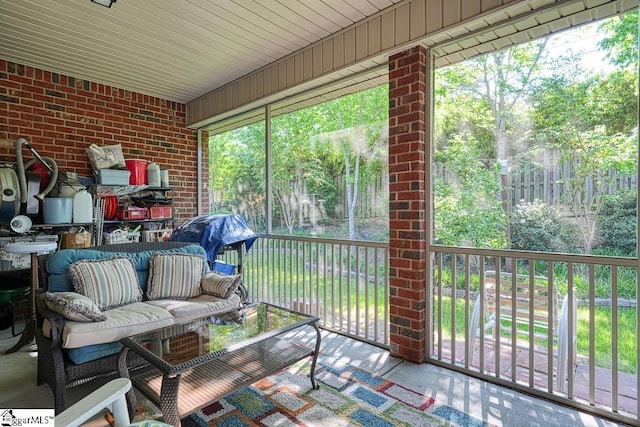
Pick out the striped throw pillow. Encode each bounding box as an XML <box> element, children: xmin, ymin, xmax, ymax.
<box><xmin>146</xmin><ymin>253</ymin><xmax>206</xmax><ymax>300</ymax></box>
<box><xmin>200</xmin><ymin>271</ymin><xmax>242</xmax><ymax>299</ymax></box>
<box><xmin>69</xmin><ymin>257</ymin><xmax>142</xmax><ymax>310</ymax></box>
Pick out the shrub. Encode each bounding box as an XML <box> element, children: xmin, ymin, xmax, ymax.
<box><xmin>596</xmin><ymin>190</ymin><xmax>636</xmax><ymax>255</ymax></box>
<box><xmin>510</xmin><ymin>200</ymin><xmax>569</xmax><ymax>252</ymax></box>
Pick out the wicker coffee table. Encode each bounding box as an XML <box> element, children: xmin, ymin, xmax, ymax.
<box><xmin>117</xmin><ymin>302</ymin><xmax>321</xmax><ymax>426</ymax></box>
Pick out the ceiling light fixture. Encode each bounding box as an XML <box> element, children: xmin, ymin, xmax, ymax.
<box><xmin>90</xmin><ymin>0</ymin><xmax>116</xmax><ymax>7</ymax></box>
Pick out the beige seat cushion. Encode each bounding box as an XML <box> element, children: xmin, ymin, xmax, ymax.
<box><xmin>43</xmin><ymin>302</ymin><xmax>174</xmax><ymax>349</ymax></box>
<box><xmin>145</xmin><ymin>293</ymin><xmax>241</xmax><ymax>323</ymax></box>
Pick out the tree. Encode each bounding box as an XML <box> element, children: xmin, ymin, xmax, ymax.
<box><xmin>209</xmin><ymin>120</ymin><xmax>267</xmax><ymax>231</ymax></box>
<box><xmin>434</xmin><ymin>134</ymin><xmax>507</xmax><ymax>248</ymax></box>
<box><xmin>599</xmin><ymin>9</ymin><xmax>638</xmax><ymax>69</ymax></box>
<box><xmin>273</xmin><ymin>173</ymin><xmax>304</xmax><ymax>234</ymax></box>
<box><xmin>436</xmin><ymin>14</ymin><xmax>638</xmax><ymax>254</ymax></box>
<box><xmin>271</xmin><ymin>111</ymin><xmax>322</xmax><ymax>234</ymax></box>
<box><xmin>330</xmin><ymin>90</ymin><xmax>386</xmax><ymax>240</ymax></box>
<box><xmin>435</xmin><ymin>40</ymin><xmax>548</xmax><ymax>251</ymax></box>
<box><xmin>531</xmin><ymin>72</ymin><xmax>637</xmax><ymax>253</ymax></box>
<box><xmin>302</xmin><ymin>87</ymin><xmax>387</xmax><ymax>239</ymax></box>
<box><xmin>437</xmin><ymin>40</ymin><xmax>548</xmax><ymax>161</ymax></box>
<box><xmin>435</xmin><ymin>64</ymin><xmax>494</xmax><ymax>159</ymax></box>
<box><xmin>526</xmin><ymin>13</ymin><xmax>638</xmax><ymax>254</ymax></box>
<box><xmin>266</xmin><ymin>85</ymin><xmax>388</xmax><ymax>239</ymax></box>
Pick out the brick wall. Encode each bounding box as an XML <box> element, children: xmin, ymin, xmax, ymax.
<box><xmin>0</xmin><ymin>59</ymin><xmax>209</xmax><ymax>322</ymax></box>
<box><xmin>0</xmin><ymin>59</ymin><xmax>209</xmax><ymax>222</ymax></box>
<box><xmin>388</xmin><ymin>46</ymin><xmax>427</xmax><ymax>363</ymax></box>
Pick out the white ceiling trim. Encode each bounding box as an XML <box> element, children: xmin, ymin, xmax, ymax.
<box><xmin>430</xmin><ymin>0</ymin><xmax>637</xmax><ymax>67</ymax></box>
<box><xmin>192</xmin><ymin>0</ymin><xmax>636</xmax><ymax>129</ymax></box>
<box><xmin>0</xmin><ymin>0</ymin><xmax>405</xmax><ymax>103</ymax></box>
<box><xmin>1</xmin><ymin>0</ymin><xmax>634</xmax><ymax>127</ymax></box>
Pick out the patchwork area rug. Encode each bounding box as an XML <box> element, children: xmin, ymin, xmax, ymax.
<box><xmin>175</xmin><ymin>359</ymin><xmax>492</xmax><ymax>427</ymax></box>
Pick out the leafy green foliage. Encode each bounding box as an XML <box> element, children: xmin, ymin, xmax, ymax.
<box><xmin>532</xmin><ymin>71</ymin><xmax>638</xmax><ymax>142</ymax></box>
<box><xmin>530</xmin><ymin>69</ymin><xmax>638</xmax><ymax>253</ymax></box>
<box><xmin>599</xmin><ymin>10</ymin><xmax>638</xmax><ymax>69</ymax></box>
<box><xmin>435</xmin><ymin>65</ymin><xmax>495</xmax><ymax>159</ymax></box>
<box><xmin>434</xmin><ymin>135</ymin><xmax>507</xmax><ymax>248</ymax></box>
<box><xmin>587</xmin><ymin>71</ymin><xmax>638</xmax><ymax>134</ymax></box>
<box><xmin>510</xmin><ymin>200</ymin><xmax>574</xmax><ymax>252</ymax></box>
<box><xmin>434</xmin><ymin>12</ymin><xmax>638</xmax><ymax>255</ymax></box>
<box><xmin>596</xmin><ymin>191</ymin><xmax>637</xmax><ymax>255</ymax></box>
<box><xmin>270</xmin><ymin>85</ymin><xmax>389</xmax><ymax>239</ymax></box>
<box><xmin>210</xmin><ymin>121</ymin><xmax>267</xmax><ymax>231</ymax></box>
<box><xmin>209</xmin><ymin>85</ymin><xmax>388</xmax><ymax>240</ymax></box>
<box><xmin>435</xmin><ymin>39</ymin><xmax>548</xmax><ymax>161</ymax></box>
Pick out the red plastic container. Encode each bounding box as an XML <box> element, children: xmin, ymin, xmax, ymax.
<box><xmin>125</xmin><ymin>159</ymin><xmax>148</xmax><ymax>185</ymax></box>
<box><xmin>150</xmin><ymin>205</ymin><xmax>172</xmax><ymax>219</ymax></box>
<box><xmin>117</xmin><ymin>206</ymin><xmax>149</xmax><ymax>220</ymax></box>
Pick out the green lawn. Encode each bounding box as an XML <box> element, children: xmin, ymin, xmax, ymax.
<box><xmin>577</xmin><ymin>307</ymin><xmax>638</xmax><ymax>374</ymax></box>
<box><xmin>437</xmin><ymin>297</ymin><xmax>637</xmax><ymax>374</ymax></box>
<box><xmin>245</xmin><ymin>253</ymin><xmax>637</xmax><ymax>374</ymax></box>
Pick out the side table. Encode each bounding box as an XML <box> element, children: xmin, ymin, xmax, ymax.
<box><xmin>3</xmin><ymin>241</ymin><xmax>57</xmax><ymax>354</ymax></box>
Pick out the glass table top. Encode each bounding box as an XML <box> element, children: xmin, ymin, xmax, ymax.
<box><xmin>122</xmin><ymin>302</ymin><xmax>318</xmax><ymax>373</ymax></box>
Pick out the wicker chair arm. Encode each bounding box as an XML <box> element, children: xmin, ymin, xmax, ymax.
<box><xmin>236</xmin><ymin>281</ymin><xmax>248</xmax><ymax>303</ymax></box>
<box><xmin>35</xmin><ymin>293</ymin><xmax>66</xmax><ymax>348</ymax></box>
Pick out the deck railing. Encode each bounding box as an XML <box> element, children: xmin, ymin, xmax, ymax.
<box><xmin>227</xmin><ymin>234</ymin><xmax>389</xmax><ymax>347</ymax></box>
<box><xmin>430</xmin><ymin>245</ymin><xmax>638</xmax><ymax>425</ymax></box>
<box><xmin>220</xmin><ymin>236</ymin><xmax>639</xmax><ymax>425</ymax></box>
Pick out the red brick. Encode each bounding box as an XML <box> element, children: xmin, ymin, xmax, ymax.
<box><xmin>389</xmin><ymin>47</ymin><xmax>427</xmax><ymax>362</ymax></box>
<box><xmin>0</xmin><ymin>59</ymin><xmax>202</xmax><ymax>223</ymax></box>
<box><xmin>397</xmin><ymin>111</ymin><xmax>422</xmax><ymax>125</ymax></box>
<box><xmin>398</xmin><ymin>73</ymin><xmax>421</xmax><ymax>87</ymax></box>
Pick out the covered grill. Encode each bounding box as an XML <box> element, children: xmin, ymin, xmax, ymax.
<box><xmin>169</xmin><ymin>214</ymin><xmax>257</xmax><ymax>273</ymax></box>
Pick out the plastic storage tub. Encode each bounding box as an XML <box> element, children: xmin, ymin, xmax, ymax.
<box><xmin>95</xmin><ymin>169</ymin><xmax>131</xmax><ymax>186</ymax></box>
<box><xmin>150</xmin><ymin>205</ymin><xmax>172</xmax><ymax>219</ymax></box>
<box><xmin>117</xmin><ymin>206</ymin><xmax>149</xmax><ymax>220</ymax></box>
<box><xmin>42</xmin><ymin>198</ymin><xmax>72</xmax><ymax>224</ymax></box>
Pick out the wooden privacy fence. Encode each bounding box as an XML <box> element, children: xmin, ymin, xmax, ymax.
<box><xmin>436</xmin><ymin>150</ymin><xmax>638</xmax><ymax>214</ymax></box>
<box><xmin>334</xmin><ymin>175</ymin><xmax>388</xmax><ymax>219</ymax></box>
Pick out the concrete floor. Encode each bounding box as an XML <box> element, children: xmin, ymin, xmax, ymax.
<box><xmin>0</xmin><ymin>321</ymin><xmax>630</xmax><ymax>426</ymax></box>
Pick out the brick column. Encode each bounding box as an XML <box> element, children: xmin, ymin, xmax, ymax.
<box><xmin>388</xmin><ymin>46</ymin><xmax>427</xmax><ymax>363</ymax></box>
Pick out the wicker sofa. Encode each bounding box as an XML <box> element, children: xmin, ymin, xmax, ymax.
<box><xmin>35</xmin><ymin>241</ymin><xmax>245</xmax><ymax>414</ymax></box>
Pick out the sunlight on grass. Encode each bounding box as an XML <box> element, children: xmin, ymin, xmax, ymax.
<box><xmin>577</xmin><ymin>307</ymin><xmax>637</xmax><ymax>374</ymax></box>
<box><xmin>438</xmin><ymin>298</ymin><xmax>638</xmax><ymax>374</ymax></box>
<box><xmin>247</xmin><ymin>252</ymin><xmax>637</xmax><ymax>375</ymax></box>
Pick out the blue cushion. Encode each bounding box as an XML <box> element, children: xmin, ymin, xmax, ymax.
<box><xmin>47</xmin><ymin>245</ymin><xmax>208</xmax><ymax>293</ymax></box>
<box><xmin>66</xmin><ymin>341</ymin><xmax>122</xmax><ymax>364</ymax></box>
<box><xmin>214</xmin><ymin>261</ymin><xmax>236</xmax><ymax>275</ymax></box>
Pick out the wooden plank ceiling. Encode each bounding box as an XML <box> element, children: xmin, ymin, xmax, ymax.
<box><xmin>1</xmin><ymin>0</ymin><xmax>635</xmax><ymax>128</ymax></box>
<box><xmin>0</xmin><ymin>0</ymin><xmax>403</xmax><ymax>103</ymax></box>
